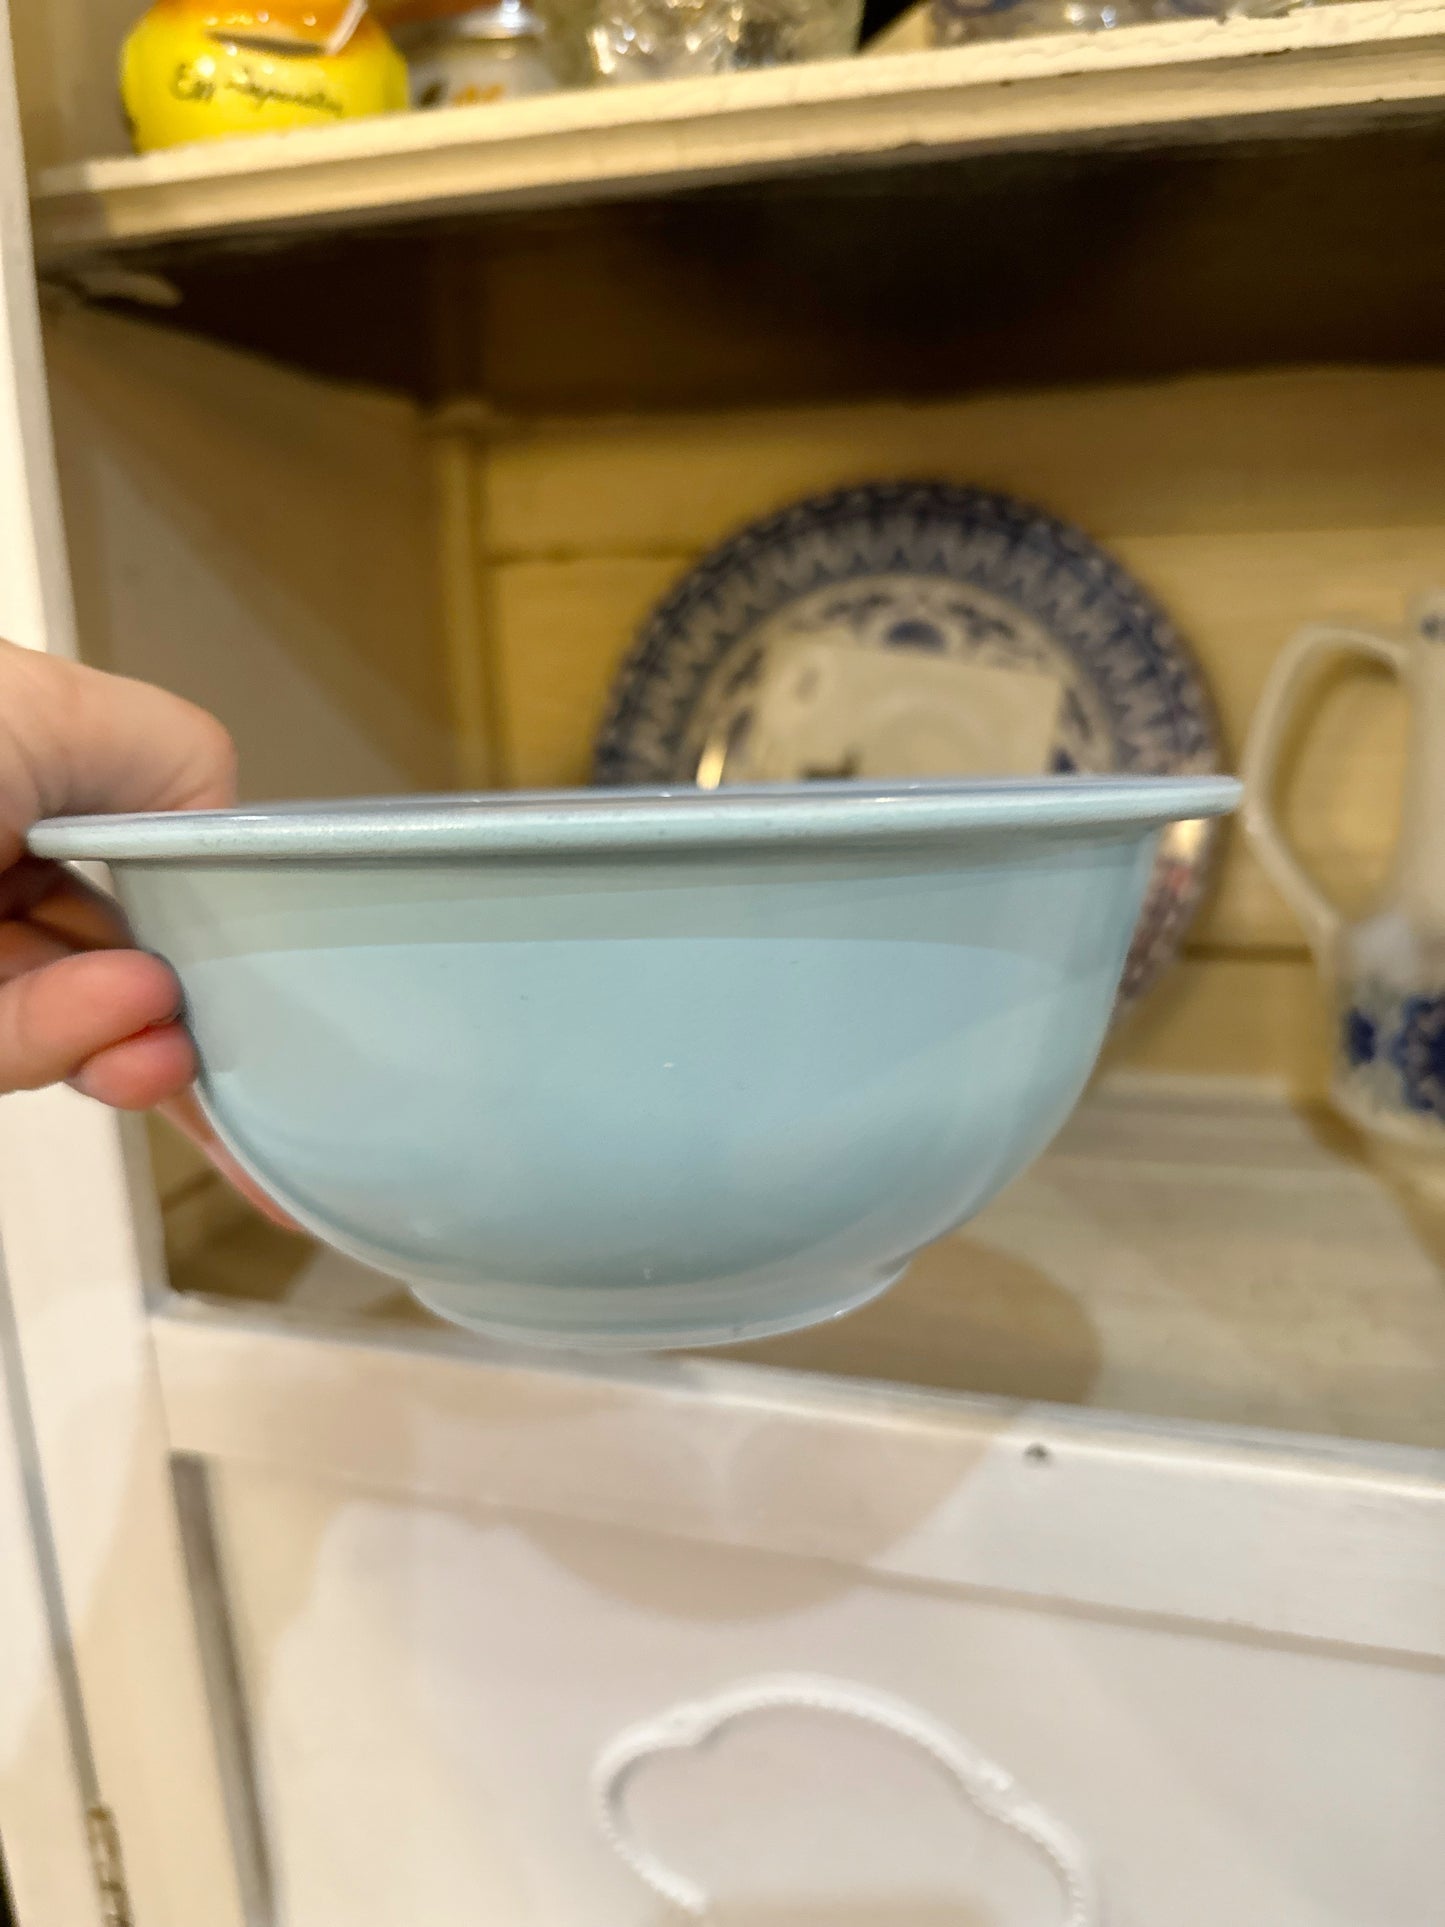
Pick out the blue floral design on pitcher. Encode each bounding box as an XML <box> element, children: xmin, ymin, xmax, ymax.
<box><xmin>1389</xmin><ymin>995</ymin><xmax>1445</xmax><ymax>1117</ymax></box>
<box><xmin>1340</xmin><ymin>982</ymin><xmax>1445</xmax><ymax>1127</ymax></box>
<box><xmin>1343</xmin><ymin>1006</ymin><xmax>1378</xmax><ymax>1071</ymax></box>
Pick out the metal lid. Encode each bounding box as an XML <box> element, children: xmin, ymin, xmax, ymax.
<box><xmin>430</xmin><ymin>1</ymin><xmax>546</xmax><ymax>41</ymax></box>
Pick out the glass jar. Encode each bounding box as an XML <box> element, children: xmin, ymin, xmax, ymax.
<box><xmin>931</xmin><ymin>0</ymin><xmax>1141</xmax><ymax>42</ymax></box>
<box><xmin>399</xmin><ymin>1</ymin><xmax>560</xmax><ymax>105</ymax></box>
<box><xmin>589</xmin><ymin>0</ymin><xmax>863</xmax><ymax>82</ymax></box>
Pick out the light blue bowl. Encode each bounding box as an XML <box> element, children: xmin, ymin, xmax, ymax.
<box><xmin>32</xmin><ymin>778</ymin><xmax>1237</xmax><ymax>1350</ymax></box>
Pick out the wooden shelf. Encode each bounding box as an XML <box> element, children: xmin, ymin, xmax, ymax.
<box><xmin>171</xmin><ymin>1077</ymin><xmax>1445</xmax><ymax>1451</ymax></box>
<box><xmin>30</xmin><ymin>0</ymin><xmax>1445</xmax><ymax>266</ymax></box>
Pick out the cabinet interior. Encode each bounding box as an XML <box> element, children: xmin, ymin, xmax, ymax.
<box><xmin>16</xmin><ymin>13</ymin><xmax>1445</xmax><ymax>1446</ymax></box>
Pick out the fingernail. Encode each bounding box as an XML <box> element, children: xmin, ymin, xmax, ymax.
<box><xmin>141</xmin><ymin>952</ymin><xmax>185</xmax><ymax>1023</ymax></box>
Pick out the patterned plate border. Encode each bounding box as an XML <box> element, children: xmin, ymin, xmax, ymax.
<box><xmin>595</xmin><ymin>482</ymin><xmax>1223</xmax><ymax>1009</ymax></box>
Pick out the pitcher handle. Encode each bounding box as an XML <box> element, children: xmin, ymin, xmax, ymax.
<box><xmin>1241</xmin><ymin>623</ymin><xmax>1409</xmax><ymax>957</ymax></box>
<box><xmin>592</xmin><ymin>1673</ymin><xmax>1103</xmax><ymax>1924</ymax></box>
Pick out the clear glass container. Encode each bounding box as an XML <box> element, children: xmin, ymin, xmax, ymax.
<box><xmin>932</xmin><ymin>0</ymin><xmax>1315</xmax><ymax>36</ymax></box>
<box><xmin>589</xmin><ymin>0</ymin><xmax>863</xmax><ymax>82</ymax></box>
<box><xmin>397</xmin><ymin>1</ymin><xmax>561</xmax><ymax>105</ymax></box>
<box><xmin>931</xmin><ymin>0</ymin><xmax>1141</xmax><ymax>44</ymax></box>
<box><xmin>1149</xmin><ymin>0</ymin><xmax>1312</xmax><ymax>15</ymax></box>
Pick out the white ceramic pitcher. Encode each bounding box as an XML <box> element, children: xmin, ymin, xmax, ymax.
<box><xmin>1243</xmin><ymin>594</ymin><xmax>1445</xmax><ymax>1159</ymax></box>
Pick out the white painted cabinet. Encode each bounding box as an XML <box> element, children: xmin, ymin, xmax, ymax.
<box><xmin>1</xmin><ymin>6</ymin><xmax>1444</xmax><ymax>1924</ymax></box>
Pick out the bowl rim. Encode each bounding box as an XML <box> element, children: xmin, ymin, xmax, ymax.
<box><xmin>28</xmin><ymin>775</ymin><xmax>1239</xmax><ymax>864</ymax></box>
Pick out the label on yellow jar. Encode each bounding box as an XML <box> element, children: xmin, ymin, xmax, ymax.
<box><xmin>170</xmin><ymin>54</ymin><xmax>349</xmax><ymax>117</ymax></box>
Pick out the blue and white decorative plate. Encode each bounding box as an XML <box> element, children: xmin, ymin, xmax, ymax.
<box><xmin>595</xmin><ymin>482</ymin><xmax>1223</xmax><ymax>1009</ymax></box>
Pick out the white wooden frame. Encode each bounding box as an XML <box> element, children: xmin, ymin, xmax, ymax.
<box><xmin>0</xmin><ymin>5</ymin><xmax>102</xmax><ymax>1907</ymax></box>
<box><xmin>0</xmin><ymin>1316</ymin><xmax>98</xmax><ymax>1927</ymax></box>
<box><xmin>0</xmin><ymin>5</ymin><xmax>251</xmax><ymax>1918</ymax></box>
<box><xmin>154</xmin><ymin>1303</ymin><xmax>1445</xmax><ymax>1663</ymax></box>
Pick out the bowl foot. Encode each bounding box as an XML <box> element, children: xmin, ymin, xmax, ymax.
<box><xmin>409</xmin><ymin>1261</ymin><xmax>907</xmax><ymax>1353</ymax></box>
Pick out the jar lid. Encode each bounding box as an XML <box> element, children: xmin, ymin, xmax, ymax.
<box><xmin>436</xmin><ymin>1</ymin><xmax>545</xmax><ymax>40</ymax></box>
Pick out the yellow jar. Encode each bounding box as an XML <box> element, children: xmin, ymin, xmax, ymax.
<box><xmin>121</xmin><ymin>2</ymin><xmax>409</xmax><ymax>152</ymax></box>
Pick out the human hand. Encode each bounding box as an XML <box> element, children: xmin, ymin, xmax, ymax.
<box><xmin>0</xmin><ymin>639</ymin><xmax>291</xmax><ymax>1223</ymax></box>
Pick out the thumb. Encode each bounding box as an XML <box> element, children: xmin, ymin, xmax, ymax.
<box><xmin>0</xmin><ymin>643</ymin><xmax>235</xmax><ymax>1101</ymax></box>
<box><xmin>0</xmin><ymin>643</ymin><xmax>236</xmax><ymax>864</ymax></box>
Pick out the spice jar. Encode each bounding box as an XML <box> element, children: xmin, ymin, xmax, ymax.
<box><xmin>400</xmin><ymin>1</ymin><xmax>560</xmax><ymax>105</ymax></box>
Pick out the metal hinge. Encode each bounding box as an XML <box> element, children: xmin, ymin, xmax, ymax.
<box><xmin>85</xmin><ymin>1805</ymin><xmax>134</xmax><ymax>1927</ymax></box>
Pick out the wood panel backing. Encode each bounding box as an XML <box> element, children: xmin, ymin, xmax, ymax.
<box><xmin>468</xmin><ymin>362</ymin><xmax>1443</xmax><ymax>1084</ymax></box>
